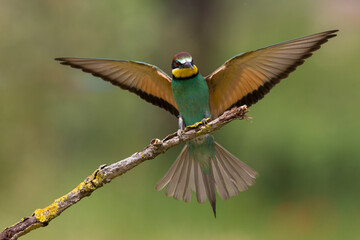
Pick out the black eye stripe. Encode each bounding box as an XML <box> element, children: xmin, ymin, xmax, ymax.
<box><xmin>172</xmin><ymin>61</ymin><xmax>181</xmax><ymax>69</ymax></box>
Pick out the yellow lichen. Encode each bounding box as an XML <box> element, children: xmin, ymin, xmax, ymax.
<box><xmin>188</xmin><ymin>122</ymin><xmax>201</xmax><ymax>128</ymax></box>
<box><xmin>194</xmin><ymin>121</ymin><xmax>214</xmax><ymax>137</ymax></box>
<box><xmin>188</xmin><ymin>118</ymin><xmax>211</xmax><ymax>129</ymax></box>
<box><xmin>23</xmin><ymin>222</ymin><xmax>43</xmax><ymax>233</ymax></box>
<box><xmin>34</xmin><ymin>201</ymin><xmax>59</xmax><ymax>223</ymax></box>
<box><xmin>71</xmin><ymin>169</ymin><xmax>105</xmax><ymax>193</ymax></box>
<box><xmin>34</xmin><ymin>170</ymin><xmax>105</xmax><ymax>223</ymax></box>
<box><xmin>202</xmin><ymin>124</ymin><xmax>212</xmax><ymax>132</ymax></box>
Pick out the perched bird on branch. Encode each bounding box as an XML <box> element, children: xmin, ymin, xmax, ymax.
<box><xmin>56</xmin><ymin>30</ymin><xmax>338</xmax><ymax>217</ymax></box>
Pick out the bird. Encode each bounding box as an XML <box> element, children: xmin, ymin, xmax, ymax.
<box><xmin>56</xmin><ymin>30</ymin><xmax>338</xmax><ymax>217</ymax></box>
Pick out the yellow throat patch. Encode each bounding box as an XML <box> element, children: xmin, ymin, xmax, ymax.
<box><xmin>172</xmin><ymin>65</ymin><xmax>198</xmax><ymax>78</ymax></box>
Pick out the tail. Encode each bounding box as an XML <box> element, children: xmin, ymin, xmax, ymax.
<box><xmin>155</xmin><ymin>142</ymin><xmax>257</xmax><ymax>216</ymax></box>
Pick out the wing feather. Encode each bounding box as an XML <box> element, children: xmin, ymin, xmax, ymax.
<box><xmin>56</xmin><ymin>58</ymin><xmax>179</xmax><ymax>116</ymax></box>
<box><xmin>206</xmin><ymin>30</ymin><xmax>338</xmax><ymax>117</ymax></box>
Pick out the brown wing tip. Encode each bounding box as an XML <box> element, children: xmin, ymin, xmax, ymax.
<box><xmin>55</xmin><ymin>58</ymin><xmax>91</xmax><ymax>69</ymax></box>
<box><xmin>227</xmin><ymin>29</ymin><xmax>339</xmax><ymax>110</ymax></box>
<box><xmin>55</xmin><ymin>57</ymin><xmax>74</xmax><ymax>66</ymax></box>
<box><xmin>325</xmin><ymin>29</ymin><xmax>339</xmax><ymax>33</ymax></box>
<box><xmin>326</xmin><ymin>29</ymin><xmax>339</xmax><ymax>35</ymax></box>
<box><xmin>317</xmin><ymin>29</ymin><xmax>339</xmax><ymax>39</ymax></box>
<box><xmin>303</xmin><ymin>29</ymin><xmax>339</xmax><ymax>58</ymax></box>
<box><xmin>54</xmin><ymin>57</ymin><xmax>70</xmax><ymax>62</ymax></box>
<box><xmin>319</xmin><ymin>30</ymin><xmax>339</xmax><ymax>42</ymax></box>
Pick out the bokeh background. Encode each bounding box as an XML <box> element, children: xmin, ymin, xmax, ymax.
<box><xmin>1</xmin><ymin>0</ymin><xmax>359</xmax><ymax>239</ymax></box>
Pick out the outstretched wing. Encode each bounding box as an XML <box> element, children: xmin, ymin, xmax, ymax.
<box><xmin>206</xmin><ymin>30</ymin><xmax>338</xmax><ymax>117</ymax></box>
<box><xmin>56</xmin><ymin>58</ymin><xmax>179</xmax><ymax>116</ymax></box>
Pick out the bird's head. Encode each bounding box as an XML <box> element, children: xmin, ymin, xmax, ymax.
<box><xmin>171</xmin><ymin>52</ymin><xmax>198</xmax><ymax>79</ymax></box>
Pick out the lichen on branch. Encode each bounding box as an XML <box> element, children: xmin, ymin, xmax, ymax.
<box><xmin>0</xmin><ymin>105</ymin><xmax>248</xmax><ymax>240</ymax></box>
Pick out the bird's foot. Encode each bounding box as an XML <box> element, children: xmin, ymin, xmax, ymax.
<box><xmin>201</xmin><ymin>117</ymin><xmax>210</xmax><ymax>125</ymax></box>
<box><xmin>187</xmin><ymin>118</ymin><xmax>211</xmax><ymax>129</ymax></box>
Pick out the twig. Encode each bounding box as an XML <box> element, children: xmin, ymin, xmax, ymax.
<box><xmin>0</xmin><ymin>105</ymin><xmax>248</xmax><ymax>240</ymax></box>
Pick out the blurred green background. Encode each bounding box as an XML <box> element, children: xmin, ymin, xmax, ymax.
<box><xmin>1</xmin><ymin>0</ymin><xmax>359</xmax><ymax>239</ymax></box>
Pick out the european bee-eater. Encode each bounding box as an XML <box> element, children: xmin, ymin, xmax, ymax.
<box><xmin>56</xmin><ymin>30</ymin><xmax>338</xmax><ymax>217</ymax></box>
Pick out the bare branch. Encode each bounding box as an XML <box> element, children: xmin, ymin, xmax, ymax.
<box><xmin>0</xmin><ymin>105</ymin><xmax>248</xmax><ymax>240</ymax></box>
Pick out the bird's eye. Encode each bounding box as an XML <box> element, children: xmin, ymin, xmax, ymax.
<box><xmin>173</xmin><ymin>61</ymin><xmax>180</xmax><ymax>69</ymax></box>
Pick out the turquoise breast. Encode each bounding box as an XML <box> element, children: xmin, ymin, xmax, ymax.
<box><xmin>171</xmin><ymin>74</ymin><xmax>211</xmax><ymax>126</ymax></box>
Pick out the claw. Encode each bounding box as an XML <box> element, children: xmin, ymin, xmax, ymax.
<box><xmin>202</xmin><ymin>117</ymin><xmax>211</xmax><ymax>125</ymax></box>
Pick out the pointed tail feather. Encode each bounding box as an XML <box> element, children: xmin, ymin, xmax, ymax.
<box><xmin>200</xmin><ymin>168</ymin><xmax>217</xmax><ymax>217</ymax></box>
<box><xmin>155</xmin><ymin>142</ymin><xmax>257</xmax><ymax>216</ymax></box>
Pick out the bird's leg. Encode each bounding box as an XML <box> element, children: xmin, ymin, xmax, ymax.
<box><xmin>177</xmin><ymin>115</ymin><xmax>186</xmax><ymax>139</ymax></box>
